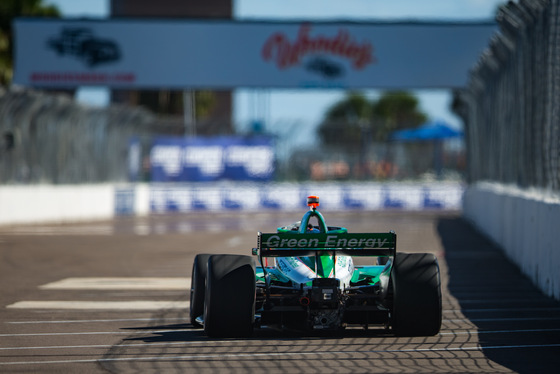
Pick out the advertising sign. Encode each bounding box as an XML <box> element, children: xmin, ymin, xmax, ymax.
<box><xmin>150</xmin><ymin>136</ymin><xmax>275</xmax><ymax>182</ymax></box>
<box><xmin>148</xmin><ymin>182</ymin><xmax>463</xmax><ymax>213</ymax></box>
<box><xmin>13</xmin><ymin>19</ymin><xmax>496</xmax><ymax>89</ymax></box>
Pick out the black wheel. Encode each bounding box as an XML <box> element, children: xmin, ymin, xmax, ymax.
<box><xmin>204</xmin><ymin>255</ymin><xmax>255</xmax><ymax>338</ymax></box>
<box><xmin>391</xmin><ymin>252</ymin><xmax>441</xmax><ymax>336</ymax></box>
<box><xmin>190</xmin><ymin>254</ymin><xmax>211</xmax><ymax>328</ymax></box>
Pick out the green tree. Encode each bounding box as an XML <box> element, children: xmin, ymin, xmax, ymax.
<box><xmin>372</xmin><ymin>91</ymin><xmax>427</xmax><ymax>141</ymax></box>
<box><xmin>194</xmin><ymin>90</ymin><xmax>216</xmax><ymax>119</ymax></box>
<box><xmin>0</xmin><ymin>0</ymin><xmax>60</xmax><ymax>85</ymax></box>
<box><xmin>318</xmin><ymin>91</ymin><xmax>427</xmax><ymax>149</ymax></box>
<box><xmin>318</xmin><ymin>92</ymin><xmax>372</xmax><ymax>150</ymax></box>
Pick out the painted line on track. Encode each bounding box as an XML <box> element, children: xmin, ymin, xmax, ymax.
<box><xmin>6</xmin><ymin>300</ymin><xmax>189</xmax><ymax>310</ymax></box>
<box><xmin>5</xmin><ymin>314</ymin><xmax>560</xmax><ymax>325</ymax></box>
<box><xmin>0</xmin><ymin>329</ymin><xmax>189</xmax><ymax>337</ymax></box>
<box><xmin>2</xmin><ymin>328</ymin><xmax>560</xmax><ymax>351</ymax></box>
<box><xmin>2</xmin><ymin>344</ymin><xmax>560</xmax><ymax>366</ymax></box>
<box><xmin>445</xmin><ymin>316</ymin><xmax>560</xmax><ymax>322</ymax></box>
<box><xmin>5</xmin><ymin>317</ymin><xmax>187</xmax><ymax>324</ymax></box>
<box><xmin>0</xmin><ymin>340</ymin><xmax>243</xmax><ymax>351</ymax></box>
<box><xmin>39</xmin><ymin>277</ymin><xmax>191</xmax><ymax>290</ymax></box>
<box><xmin>450</xmin><ymin>298</ymin><xmax>557</xmax><ymax>304</ymax></box>
<box><xmin>0</xmin><ymin>341</ymin><xmax>201</xmax><ymax>351</ymax></box>
<box><xmin>6</xmin><ymin>307</ymin><xmax>559</xmax><ymax>322</ymax></box>
<box><xmin>3</xmin><ymin>327</ymin><xmax>560</xmax><ymax>340</ymax></box>
<box><xmin>443</xmin><ymin>307</ymin><xmax>560</xmax><ymax>313</ymax></box>
<box><xmin>440</xmin><ymin>328</ymin><xmax>560</xmax><ymax>335</ymax></box>
<box><xmin>0</xmin><ymin>226</ymin><xmax>114</xmax><ymax>236</ymax></box>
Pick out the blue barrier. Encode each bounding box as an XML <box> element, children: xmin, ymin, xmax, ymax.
<box><xmin>115</xmin><ymin>187</ymin><xmax>135</xmax><ymax>215</ymax></box>
<box><xmin>145</xmin><ymin>183</ymin><xmax>463</xmax><ymax>213</ymax></box>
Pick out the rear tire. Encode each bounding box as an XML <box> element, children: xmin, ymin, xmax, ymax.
<box><xmin>391</xmin><ymin>252</ymin><xmax>441</xmax><ymax>336</ymax></box>
<box><xmin>190</xmin><ymin>254</ymin><xmax>211</xmax><ymax>328</ymax></box>
<box><xmin>204</xmin><ymin>255</ymin><xmax>255</xmax><ymax>338</ymax></box>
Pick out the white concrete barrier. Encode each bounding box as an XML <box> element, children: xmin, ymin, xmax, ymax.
<box><xmin>0</xmin><ymin>184</ymin><xmax>116</xmax><ymax>226</ymax></box>
<box><xmin>0</xmin><ymin>182</ymin><xmax>463</xmax><ymax>227</ymax></box>
<box><xmin>463</xmin><ymin>182</ymin><xmax>560</xmax><ymax>300</ymax></box>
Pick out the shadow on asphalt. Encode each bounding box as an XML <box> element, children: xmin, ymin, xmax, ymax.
<box><xmin>101</xmin><ymin>216</ymin><xmax>560</xmax><ymax>373</ymax></box>
<box><xmin>438</xmin><ymin>216</ymin><xmax>560</xmax><ymax>374</ymax></box>
<box><xmin>121</xmin><ymin>322</ymin><xmax>395</xmax><ymax>343</ymax></box>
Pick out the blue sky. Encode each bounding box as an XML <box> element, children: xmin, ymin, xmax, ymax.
<box><xmin>44</xmin><ymin>0</ymin><xmax>506</xmax><ymax>137</ymax></box>
<box><xmin>45</xmin><ymin>0</ymin><xmax>505</xmax><ymax>21</ymax></box>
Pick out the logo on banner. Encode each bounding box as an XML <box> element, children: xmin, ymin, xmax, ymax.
<box><xmin>184</xmin><ymin>146</ymin><xmax>224</xmax><ymax>177</ymax></box>
<box><xmin>47</xmin><ymin>27</ymin><xmax>121</xmax><ymax>67</ymax></box>
<box><xmin>226</xmin><ymin>146</ymin><xmax>274</xmax><ymax>177</ymax></box>
<box><xmin>262</xmin><ymin>24</ymin><xmax>376</xmax><ymax>78</ymax></box>
<box><xmin>150</xmin><ymin>145</ymin><xmax>182</xmax><ymax>176</ymax></box>
<box><xmin>149</xmin><ymin>137</ymin><xmax>275</xmax><ymax>182</ymax></box>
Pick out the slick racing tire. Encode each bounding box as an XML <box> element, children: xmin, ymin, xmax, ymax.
<box><xmin>391</xmin><ymin>252</ymin><xmax>442</xmax><ymax>336</ymax></box>
<box><xmin>190</xmin><ymin>254</ymin><xmax>211</xmax><ymax>328</ymax></box>
<box><xmin>204</xmin><ymin>255</ymin><xmax>256</xmax><ymax>338</ymax></box>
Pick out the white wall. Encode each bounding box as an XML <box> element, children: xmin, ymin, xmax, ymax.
<box><xmin>0</xmin><ymin>182</ymin><xmax>463</xmax><ymax>227</ymax></box>
<box><xmin>0</xmin><ymin>184</ymin><xmax>116</xmax><ymax>226</ymax></box>
<box><xmin>463</xmin><ymin>182</ymin><xmax>560</xmax><ymax>300</ymax></box>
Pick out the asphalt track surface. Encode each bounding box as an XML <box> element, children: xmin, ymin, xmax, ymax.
<box><xmin>1</xmin><ymin>210</ymin><xmax>559</xmax><ymax>373</ymax></box>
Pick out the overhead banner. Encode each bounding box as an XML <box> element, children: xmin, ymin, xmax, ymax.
<box><xmin>150</xmin><ymin>136</ymin><xmax>275</xmax><ymax>182</ymax></box>
<box><xmin>13</xmin><ymin>19</ymin><xmax>496</xmax><ymax>89</ymax></box>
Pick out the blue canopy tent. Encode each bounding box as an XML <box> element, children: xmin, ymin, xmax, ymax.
<box><xmin>390</xmin><ymin>120</ymin><xmax>463</xmax><ymax>141</ymax></box>
<box><xmin>390</xmin><ymin>121</ymin><xmax>463</xmax><ymax>178</ymax></box>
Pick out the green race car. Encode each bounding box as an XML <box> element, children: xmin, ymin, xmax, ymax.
<box><xmin>190</xmin><ymin>195</ymin><xmax>441</xmax><ymax>338</ymax></box>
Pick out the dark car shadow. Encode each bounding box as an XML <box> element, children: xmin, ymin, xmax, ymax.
<box><xmin>437</xmin><ymin>216</ymin><xmax>560</xmax><ymax>374</ymax></box>
<box><xmin>120</xmin><ymin>321</ymin><xmax>394</xmax><ymax>344</ymax></box>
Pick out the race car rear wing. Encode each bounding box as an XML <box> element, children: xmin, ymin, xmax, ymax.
<box><xmin>252</xmin><ymin>231</ymin><xmax>396</xmax><ymax>258</ymax></box>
